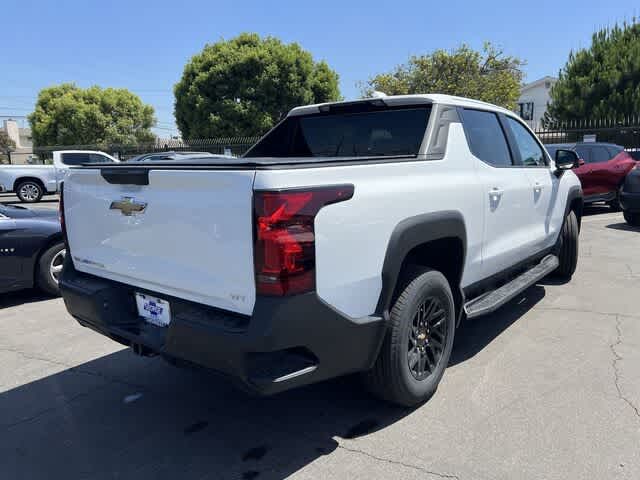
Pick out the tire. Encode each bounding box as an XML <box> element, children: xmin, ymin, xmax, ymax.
<box><xmin>36</xmin><ymin>242</ymin><xmax>66</xmax><ymax>296</ymax></box>
<box><xmin>624</xmin><ymin>211</ymin><xmax>640</xmax><ymax>226</ymax></box>
<box><xmin>363</xmin><ymin>268</ymin><xmax>456</xmax><ymax>407</ymax></box>
<box><xmin>16</xmin><ymin>180</ymin><xmax>44</xmax><ymax>203</ymax></box>
<box><xmin>555</xmin><ymin>210</ymin><xmax>579</xmax><ymax>279</ymax></box>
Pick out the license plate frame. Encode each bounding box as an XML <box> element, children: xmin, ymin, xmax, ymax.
<box><xmin>135</xmin><ymin>292</ymin><xmax>171</xmax><ymax>327</ymax></box>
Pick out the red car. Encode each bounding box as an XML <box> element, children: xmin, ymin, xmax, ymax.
<box><xmin>546</xmin><ymin>143</ymin><xmax>637</xmax><ymax>208</ymax></box>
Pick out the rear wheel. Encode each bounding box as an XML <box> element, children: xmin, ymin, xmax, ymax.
<box><xmin>363</xmin><ymin>268</ymin><xmax>455</xmax><ymax>407</ymax></box>
<box><xmin>624</xmin><ymin>211</ymin><xmax>640</xmax><ymax>227</ymax></box>
<box><xmin>36</xmin><ymin>243</ymin><xmax>66</xmax><ymax>296</ymax></box>
<box><xmin>555</xmin><ymin>210</ymin><xmax>579</xmax><ymax>279</ymax></box>
<box><xmin>16</xmin><ymin>180</ymin><xmax>44</xmax><ymax>203</ymax></box>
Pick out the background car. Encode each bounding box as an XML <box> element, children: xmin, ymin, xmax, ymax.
<box><xmin>0</xmin><ymin>204</ymin><xmax>64</xmax><ymax>295</ymax></box>
<box><xmin>126</xmin><ymin>151</ymin><xmax>229</xmax><ymax>162</ymax></box>
<box><xmin>545</xmin><ymin>142</ymin><xmax>636</xmax><ymax>209</ymax></box>
<box><xmin>0</xmin><ymin>150</ymin><xmax>117</xmax><ymax>203</ymax></box>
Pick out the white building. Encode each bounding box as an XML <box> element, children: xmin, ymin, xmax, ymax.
<box><xmin>516</xmin><ymin>76</ymin><xmax>557</xmax><ymax>130</ymax></box>
<box><xmin>0</xmin><ymin>119</ymin><xmax>35</xmax><ymax>164</ymax></box>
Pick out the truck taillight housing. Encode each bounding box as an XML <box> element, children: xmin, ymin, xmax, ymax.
<box><xmin>254</xmin><ymin>185</ymin><xmax>354</xmax><ymax>296</ymax></box>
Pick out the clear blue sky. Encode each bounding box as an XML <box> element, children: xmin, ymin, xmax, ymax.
<box><xmin>2</xmin><ymin>0</ymin><xmax>638</xmax><ymax>137</ymax></box>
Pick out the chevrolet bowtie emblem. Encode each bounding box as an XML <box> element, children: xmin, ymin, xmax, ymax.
<box><xmin>110</xmin><ymin>197</ymin><xmax>147</xmax><ymax>216</ymax></box>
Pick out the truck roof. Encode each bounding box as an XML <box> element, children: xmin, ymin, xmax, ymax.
<box><xmin>288</xmin><ymin>94</ymin><xmax>514</xmax><ymax>117</ymax></box>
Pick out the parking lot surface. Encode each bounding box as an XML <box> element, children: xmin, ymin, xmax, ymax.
<box><xmin>1</xmin><ymin>205</ymin><xmax>639</xmax><ymax>480</ymax></box>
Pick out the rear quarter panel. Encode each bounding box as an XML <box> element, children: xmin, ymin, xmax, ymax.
<box><xmin>254</xmin><ymin>124</ymin><xmax>484</xmax><ymax>318</ymax></box>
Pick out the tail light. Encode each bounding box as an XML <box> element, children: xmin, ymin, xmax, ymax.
<box><xmin>254</xmin><ymin>185</ymin><xmax>354</xmax><ymax>296</ymax></box>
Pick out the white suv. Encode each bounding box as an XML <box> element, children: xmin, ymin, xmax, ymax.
<box><xmin>59</xmin><ymin>94</ymin><xmax>583</xmax><ymax>406</ymax></box>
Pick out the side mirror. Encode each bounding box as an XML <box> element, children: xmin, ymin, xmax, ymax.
<box><xmin>555</xmin><ymin>149</ymin><xmax>580</xmax><ymax>172</ymax></box>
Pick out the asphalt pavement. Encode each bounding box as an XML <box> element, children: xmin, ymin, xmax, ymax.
<box><xmin>1</xmin><ymin>204</ymin><xmax>638</xmax><ymax>479</ymax></box>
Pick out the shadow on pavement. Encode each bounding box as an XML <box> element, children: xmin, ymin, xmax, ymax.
<box><xmin>0</xmin><ymin>289</ymin><xmax>54</xmax><ymax>309</ymax></box>
<box><xmin>1</xmin><ymin>340</ymin><xmax>410</xmax><ymax>479</ymax></box>
<box><xmin>1</xmin><ymin>287</ymin><xmax>545</xmax><ymax>478</ymax></box>
<box><xmin>450</xmin><ymin>285</ymin><xmax>546</xmax><ymax>367</ymax></box>
<box><xmin>606</xmin><ymin>222</ymin><xmax>639</xmax><ymax>232</ymax></box>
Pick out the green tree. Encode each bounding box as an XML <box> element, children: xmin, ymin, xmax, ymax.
<box><xmin>174</xmin><ymin>33</ymin><xmax>341</xmax><ymax>138</ymax></box>
<box><xmin>545</xmin><ymin>21</ymin><xmax>640</xmax><ymax>124</ymax></box>
<box><xmin>0</xmin><ymin>131</ymin><xmax>15</xmax><ymax>152</ymax></box>
<box><xmin>0</xmin><ymin>131</ymin><xmax>16</xmax><ymax>164</ymax></box>
<box><xmin>29</xmin><ymin>83</ymin><xmax>156</xmax><ymax>147</ymax></box>
<box><xmin>362</xmin><ymin>42</ymin><xmax>524</xmax><ymax>109</ymax></box>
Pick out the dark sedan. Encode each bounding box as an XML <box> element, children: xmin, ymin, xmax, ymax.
<box><xmin>0</xmin><ymin>204</ymin><xmax>65</xmax><ymax>296</ymax></box>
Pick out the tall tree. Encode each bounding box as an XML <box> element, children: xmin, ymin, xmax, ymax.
<box><xmin>29</xmin><ymin>84</ymin><xmax>156</xmax><ymax>146</ymax></box>
<box><xmin>0</xmin><ymin>131</ymin><xmax>15</xmax><ymax>153</ymax></box>
<box><xmin>362</xmin><ymin>42</ymin><xmax>524</xmax><ymax>109</ymax></box>
<box><xmin>546</xmin><ymin>21</ymin><xmax>640</xmax><ymax>124</ymax></box>
<box><xmin>0</xmin><ymin>131</ymin><xmax>16</xmax><ymax>164</ymax></box>
<box><xmin>174</xmin><ymin>33</ymin><xmax>341</xmax><ymax>138</ymax></box>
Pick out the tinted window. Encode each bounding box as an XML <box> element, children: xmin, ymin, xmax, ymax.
<box><xmin>506</xmin><ymin>117</ymin><xmax>546</xmax><ymax>166</ymax></box>
<box><xmin>61</xmin><ymin>153</ymin><xmax>91</xmax><ymax>165</ymax></box>
<box><xmin>61</xmin><ymin>153</ymin><xmax>113</xmax><ymax>165</ymax></box>
<box><xmin>591</xmin><ymin>146</ymin><xmax>612</xmax><ymax>163</ymax></box>
<box><xmin>574</xmin><ymin>145</ymin><xmax>590</xmax><ymax>163</ymax></box>
<box><xmin>89</xmin><ymin>154</ymin><xmax>113</xmax><ymax>163</ymax></box>
<box><xmin>245</xmin><ymin>107</ymin><xmax>431</xmax><ymax>158</ymax></box>
<box><xmin>607</xmin><ymin>145</ymin><xmax>624</xmax><ymax>158</ymax></box>
<box><xmin>461</xmin><ymin>109</ymin><xmax>512</xmax><ymax>167</ymax></box>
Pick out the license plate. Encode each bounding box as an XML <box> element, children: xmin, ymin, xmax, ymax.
<box><xmin>135</xmin><ymin>293</ymin><xmax>171</xmax><ymax>327</ymax></box>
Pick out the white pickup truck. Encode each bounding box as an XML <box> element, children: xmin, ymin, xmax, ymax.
<box><xmin>0</xmin><ymin>150</ymin><xmax>117</xmax><ymax>202</ymax></box>
<box><xmin>59</xmin><ymin>95</ymin><xmax>583</xmax><ymax>406</ymax></box>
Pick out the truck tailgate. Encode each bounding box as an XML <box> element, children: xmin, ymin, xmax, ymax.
<box><xmin>64</xmin><ymin>168</ymin><xmax>257</xmax><ymax>315</ymax></box>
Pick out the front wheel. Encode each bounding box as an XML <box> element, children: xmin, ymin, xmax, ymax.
<box><xmin>16</xmin><ymin>180</ymin><xmax>44</xmax><ymax>203</ymax></box>
<box><xmin>624</xmin><ymin>211</ymin><xmax>640</xmax><ymax>227</ymax></box>
<box><xmin>555</xmin><ymin>210</ymin><xmax>579</xmax><ymax>279</ymax></box>
<box><xmin>363</xmin><ymin>268</ymin><xmax>455</xmax><ymax>407</ymax></box>
<box><xmin>36</xmin><ymin>243</ymin><xmax>66</xmax><ymax>296</ymax></box>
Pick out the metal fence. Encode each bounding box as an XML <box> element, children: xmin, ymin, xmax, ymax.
<box><xmin>33</xmin><ymin>136</ymin><xmax>261</xmax><ymax>162</ymax></box>
<box><xmin>534</xmin><ymin>118</ymin><xmax>640</xmax><ymax>153</ymax></box>
<box><xmin>24</xmin><ymin>120</ymin><xmax>640</xmax><ymax>163</ymax></box>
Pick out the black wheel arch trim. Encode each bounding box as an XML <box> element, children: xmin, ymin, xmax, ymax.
<box><xmin>564</xmin><ymin>185</ymin><xmax>584</xmax><ymax>232</ymax></box>
<box><xmin>375</xmin><ymin>211</ymin><xmax>467</xmax><ymax>319</ymax></box>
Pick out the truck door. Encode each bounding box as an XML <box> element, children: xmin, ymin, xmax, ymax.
<box><xmin>459</xmin><ymin>108</ymin><xmax>537</xmax><ymax>278</ymax></box>
<box><xmin>502</xmin><ymin>116</ymin><xmax>558</xmax><ymax>251</ymax></box>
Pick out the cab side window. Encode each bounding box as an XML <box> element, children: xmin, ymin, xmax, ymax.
<box><xmin>460</xmin><ymin>109</ymin><xmax>513</xmax><ymax>167</ymax></box>
<box><xmin>505</xmin><ymin>117</ymin><xmax>547</xmax><ymax>167</ymax></box>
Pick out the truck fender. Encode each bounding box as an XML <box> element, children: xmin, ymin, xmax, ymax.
<box><xmin>375</xmin><ymin>211</ymin><xmax>467</xmax><ymax>317</ymax></box>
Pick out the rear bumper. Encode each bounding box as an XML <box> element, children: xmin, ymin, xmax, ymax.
<box><xmin>59</xmin><ymin>259</ymin><xmax>386</xmax><ymax>395</ymax></box>
<box><xmin>621</xmin><ymin>191</ymin><xmax>640</xmax><ymax>213</ymax></box>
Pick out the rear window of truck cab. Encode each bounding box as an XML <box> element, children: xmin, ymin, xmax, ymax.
<box><xmin>245</xmin><ymin>105</ymin><xmax>431</xmax><ymax>158</ymax></box>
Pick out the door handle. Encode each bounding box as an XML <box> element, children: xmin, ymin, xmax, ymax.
<box><xmin>533</xmin><ymin>182</ymin><xmax>543</xmax><ymax>193</ymax></box>
<box><xmin>489</xmin><ymin>187</ymin><xmax>504</xmax><ymax>202</ymax></box>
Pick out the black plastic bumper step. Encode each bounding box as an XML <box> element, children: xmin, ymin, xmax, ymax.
<box><xmin>464</xmin><ymin>254</ymin><xmax>559</xmax><ymax>319</ymax></box>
